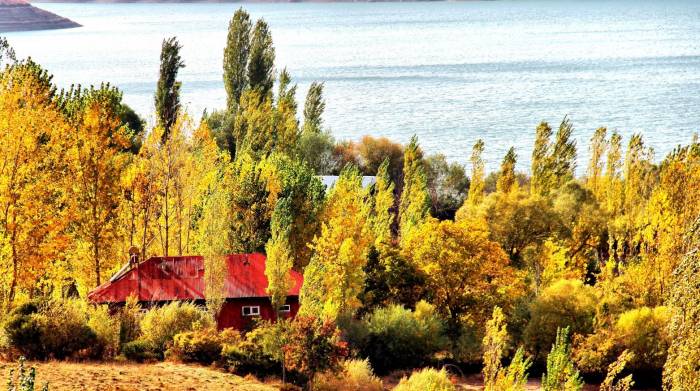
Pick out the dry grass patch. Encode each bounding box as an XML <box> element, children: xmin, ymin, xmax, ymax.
<box><xmin>0</xmin><ymin>361</ymin><xmax>277</xmax><ymax>391</ymax></box>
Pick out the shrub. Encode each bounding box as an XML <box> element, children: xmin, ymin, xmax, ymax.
<box><xmin>121</xmin><ymin>339</ymin><xmax>157</xmax><ymax>362</ymax></box>
<box><xmin>361</xmin><ymin>301</ymin><xmax>447</xmax><ymax>373</ymax></box>
<box><xmin>613</xmin><ymin>306</ymin><xmax>670</xmax><ymax>371</ymax></box>
<box><xmin>600</xmin><ymin>350</ymin><xmax>634</xmax><ymax>391</ymax></box>
<box><xmin>87</xmin><ymin>305</ymin><xmax>120</xmax><ymax>359</ymax></box>
<box><xmin>139</xmin><ymin>302</ymin><xmax>213</xmax><ymax>355</ymax></box>
<box><xmin>6</xmin><ymin>357</ymin><xmax>49</xmax><ymax>391</ymax></box>
<box><xmin>118</xmin><ymin>295</ymin><xmax>141</xmax><ymax>345</ymax></box>
<box><xmin>221</xmin><ymin>325</ymin><xmax>280</xmax><ymax>376</ymax></box>
<box><xmin>524</xmin><ymin>279</ymin><xmax>596</xmax><ymax>360</ymax></box>
<box><xmin>392</xmin><ymin>368</ymin><xmax>456</xmax><ymax>391</ymax></box>
<box><xmin>168</xmin><ymin>328</ymin><xmax>240</xmax><ymax>364</ymax></box>
<box><xmin>541</xmin><ymin>327</ymin><xmax>583</xmax><ymax>391</ymax></box>
<box><xmin>40</xmin><ymin>299</ymin><xmax>97</xmax><ymax>360</ymax></box>
<box><xmin>3</xmin><ymin>310</ymin><xmax>44</xmax><ymax>359</ymax></box>
<box><xmin>312</xmin><ymin>359</ymin><xmax>383</xmax><ymax>391</ymax></box>
<box><xmin>3</xmin><ymin>299</ymin><xmax>98</xmax><ymax>360</ymax></box>
<box><xmin>283</xmin><ymin>316</ymin><xmax>348</xmax><ymax>383</ymax></box>
<box><xmin>494</xmin><ymin>347</ymin><xmax>532</xmax><ymax>391</ymax></box>
<box><xmin>574</xmin><ymin>306</ymin><xmax>671</xmax><ymax>374</ymax></box>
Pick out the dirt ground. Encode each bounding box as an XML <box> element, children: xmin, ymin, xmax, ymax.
<box><xmin>383</xmin><ymin>371</ymin><xmax>602</xmax><ymax>390</ymax></box>
<box><xmin>0</xmin><ymin>361</ymin><xmax>277</xmax><ymax>391</ymax></box>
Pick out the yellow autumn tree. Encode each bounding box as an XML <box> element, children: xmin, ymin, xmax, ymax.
<box><xmin>0</xmin><ymin>61</ymin><xmax>71</xmax><ymax>309</ymax></box>
<box><xmin>299</xmin><ymin>165</ymin><xmax>373</xmax><ymax>321</ymax></box>
<box><xmin>64</xmin><ymin>85</ymin><xmax>132</xmax><ymax>290</ymax></box>
<box><xmin>402</xmin><ymin>216</ymin><xmax>519</xmax><ymax>333</ymax></box>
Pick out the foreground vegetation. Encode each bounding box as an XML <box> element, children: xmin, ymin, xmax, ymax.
<box><xmin>1</xmin><ymin>6</ymin><xmax>700</xmax><ymax>390</ymax></box>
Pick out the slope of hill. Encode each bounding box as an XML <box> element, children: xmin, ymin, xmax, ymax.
<box><xmin>0</xmin><ymin>0</ymin><xmax>80</xmax><ymax>32</ymax></box>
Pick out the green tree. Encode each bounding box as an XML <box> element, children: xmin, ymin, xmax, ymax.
<box><xmin>247</xmin><ymin>19</ymin><xmax>275</xmax><ymax>98</ymax></box>
<box><xmin>154</xmin><ymin>37</ymin><xmax>185</xmax><ymax>143</ymax></box>
<box><xmin>531</xmin><ymin>121</ymin><xmax>552</xmax><ymax>196</ymax></box>
<box><xmin>550</xmin><ymin>116</ymin><xmax>577</xmax><ymax>187</ymax></box>
<box><xmin>223</xmin><ymin>8</ymin><xmax>252</xmax><ymax>111</ymax></box>
<box><xmin>541</xmin><ymin>327</ymin><xmax>584</xmax><ymax>391</ymax></box>
<box><xmin>303</xmin><ymin>81</ymin><xmax>325</xmax><ymax>134</ymax></box>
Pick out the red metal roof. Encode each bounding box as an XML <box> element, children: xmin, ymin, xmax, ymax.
<box><xmin>87</xmin><ymin>253</ymin><xmax>303</xmax><ymax>304</ymax></box>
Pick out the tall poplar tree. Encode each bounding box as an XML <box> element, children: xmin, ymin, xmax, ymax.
<box><xmin>247</xmin><ymin>19</ymin><xmax>275</xmax><ymax>98</ymax></box>
<box><xmin>299</xmin><ymin>165</ymin><xmax>372</xmax><ymax>321</ymax></box>
<box><xmin>155</xmin><ymin>37</ymin><xmax>185</xmax><ymax>143</ymax></box>
<box><xmin>64</xmin><ymin>85</ymin><xmax>131</xmax><ymax>288</ymax></box>
<box><xmin>467</xmin><ymin>139</ymin><xmax>485</xmax><ymax>206</ymax></box>
<box><xmin>587</xmin><ymin>127</ymin><xmax>607</xmax><ymax>199</ymax></box>
<box><xmin>398</xmin><ymin>136</ymin><xmax>430</xmax><ymax>241</ymax></box>
<box><xmin>303</xmin><ymin>81</ymin><xmax>325</xmax><ymax>134</ymax></box>
<box><xmin>223</xmin><ymin>8</ymin><xmax>252</xmax><ymax>111</ymax></box>
<box><xmin>496</xmin><ymin>147</ymin><xmax>517</xmax><ymax>194</ymax></box>
<box><xmin>531</xmin><ymin>121</ymin><xmax>552</xmax><ymax>196</ymax></box>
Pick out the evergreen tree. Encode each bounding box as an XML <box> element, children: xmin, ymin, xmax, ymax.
<box><xmin>223</xmin><ymin>8</ymin><xmax>252</xmax><ymax>111</ymax></box>
<box><xmin>466</xmin><ymin>139</ymin><xmax>485</xmax><ymax>206</ymax></box>
<box><xmin>247</xmin><ymin>19</ymin><xmax>275</xmax><ymax>98</ymax></box>
<box><xmin>303</xmin><ymin>81</ymin><xmax>325</xmax><ymax>134</ymax></box>
<box><xmin>496</xmin><ymin>147</ymin><xmax>517</xmax><ymax>194</ymax></box>
<box><xmin>398</xmin><ymin>136</ymin><xmax>430</xmax><ymax>241</ymax></box>
<box><xmin>154</xmin><ymin>37</ymin><xmax>185</xmax><ymax>143</ymax></box>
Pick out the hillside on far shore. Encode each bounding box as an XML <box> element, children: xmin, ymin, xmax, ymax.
<box><xmin>0</xmin><ymin>0</ymin><xmax>80</xmax><ymax>32</ymax></box>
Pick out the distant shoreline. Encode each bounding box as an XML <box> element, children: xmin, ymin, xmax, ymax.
<box><xmin>0</xmin><ymin>3</ymin><xmax>80</xmax><ymax>32</ymax></box>
<box><xmin>32</xmin><ymin>0</ymin><xmax>450</xmax><ymax>3</ymax></box>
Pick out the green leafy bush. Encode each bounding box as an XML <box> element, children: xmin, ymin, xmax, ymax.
<box><xmin>221</xmin><ymin>325</ymin><xmax>281</xmax><ymax>375</ymax></box>
<box><xmin>392</xmin><ymin>368</ymin><xmax>456</xmax><ymax>391</ymax></box>
<box><xmin>524</xmin><ymin>279</ymin><xmax>596</xmax><ymax>360</ymax></box>
<box><xmin>121</xmin><ymin>339</ymin><xmax>157</xmax><ymax>362</ymax></box>
<box><xmin>118</xmin><ymin>295</ymin><xmax>141</xmax><ymax>345</ymax></box>
<box><xmin>3</xmin><ymin>299</ymin><xmax>100</xmax><ymax>360</ymax></box>
<box><xmin>361</xmin><ymin>301</ymin><xmax>447</xmax><ymax>373</ymax></box>
<box><xmin>312</xmin><ymin>359</ymin><xmax>383</xmax><ymax>391</ymax></box>
<box><xmin>168</xmin><ymin>328</ymin><xmax>240</xmax><ymax>364</ymax></box>
<box><xmin>87</xmin><ymin>305</ymin><xmax>120</xmax><ymax>359</ymax></box>
<box><xmin>139</xmin><ymin>302</ymin><xmax>213</xmax><ymax>355</ymax></box>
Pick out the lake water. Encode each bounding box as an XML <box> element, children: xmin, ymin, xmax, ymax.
<box><xmin>6</xmin><ymin>1</ymin><xmax>700</xmax><ymax>171</ymax></box>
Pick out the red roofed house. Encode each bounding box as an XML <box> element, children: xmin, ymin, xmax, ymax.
<box><xmin>88</xmin><ymin>253</ymin><xmax>303</xmax><ymax>330</ymax></box>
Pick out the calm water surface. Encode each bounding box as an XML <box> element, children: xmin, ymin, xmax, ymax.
<box><xmin>7</xmin><ymin>1</ymin><xmax>700</xmax><ymax>171</ymax></box>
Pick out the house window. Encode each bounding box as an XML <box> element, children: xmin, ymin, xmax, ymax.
<box><xmin>279</xmin><ymin>305</ymin><xmax>291</xmax><ymax>313</ymax></box>
<box><xmin>242</xmin><ymin>306</ymin><xmax>260</xmax><ymax>317</ymax></box>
